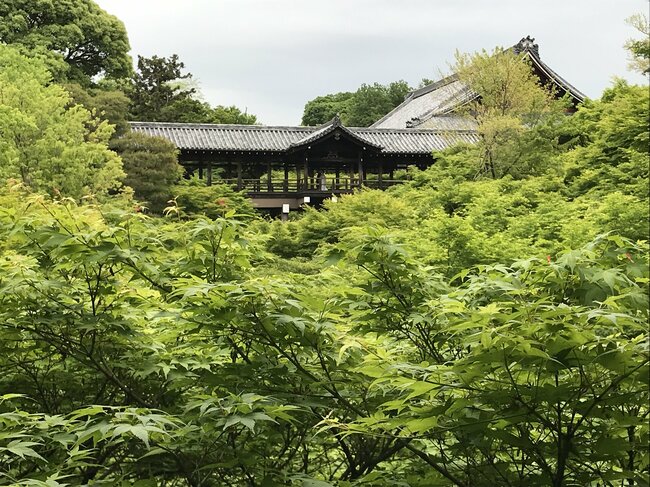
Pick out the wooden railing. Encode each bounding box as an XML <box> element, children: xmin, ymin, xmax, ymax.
<box><xmin>217</xmin><ymin>177</ymin><xmax>404</xmax><ymax>193</ymax></box>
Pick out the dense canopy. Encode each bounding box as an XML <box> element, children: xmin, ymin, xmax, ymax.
<box><xmin>0</xmin><ymin>0</ymin><xmax>132</xmax><ymax>81</ymax></box>
<box><xmin>0</xmin><ymin>2</ymin><xmax>648</xmax><ymax>486</ymax></box>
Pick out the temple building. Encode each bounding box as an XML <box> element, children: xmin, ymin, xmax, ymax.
<box><xmin>372</xmin><ymin>36</ymin><xmax>585</xmax><ymax>129</ymax></box>
<box><xmin>130</xmin><ymin>36</ymin><xmax>585</xmax><ymax>211</ymax></box>
<box><xmin>130</xmin><ymin>116</ymin><xmax>478</xmax><ymax>210</ymax></box>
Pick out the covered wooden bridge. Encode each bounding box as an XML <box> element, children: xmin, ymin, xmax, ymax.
<box><xmin>130</xmin><ymin>116</ymin><xmax>478</xmax><ymax>209</ymax></box>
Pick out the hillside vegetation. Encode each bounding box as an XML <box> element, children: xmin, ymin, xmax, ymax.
<box><xmin>0</xmin><ymin>3</ymin><xmax>648</xmax><ymax>486</ymax></box>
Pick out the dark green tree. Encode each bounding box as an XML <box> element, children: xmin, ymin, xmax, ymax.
<box><xmin>301</xmin><ymin>81</ymin><xmax>411</xmax><ymax>127</ymax></box>
<box><xmin>301</xmin><ymin>92</ymin><xmax>354</xmax><ymax>126</ymax></box>
<box><xmin>210</xmin><ymin>105</ymin><xmax>257</xmax><ymax>124</ymax></box>
<box><xmin>65</xmin><ymin>81</ymin><xmax>131</xmax><ymax>137</ymax></box>
<box><xmin>0</xmin><ymin>0</ymin><xmax>131</xmax><ymax>83</ymax></box>
<box><xmin>158</xmin><ymin>97</ymin><xmax>214</xmax><ymax>123</ymax></box>
<box><xmin>130</xmin><ymin>54</ymin><xmax>258</xmax><ymax>124</ymax></box>
<box><xmin>129</xmin><ymin>54</ymin><xmax>197</xmax><ymax>122</ymax></box>
<box><xmin>346</xmin><ymin>80</ymin><xmax>411</xmax><ymax>126</ymax></box>
<box><xmin>110</xmin><ymin>132</ymin><xmax>183</xmax><ymax>213</ymax></box>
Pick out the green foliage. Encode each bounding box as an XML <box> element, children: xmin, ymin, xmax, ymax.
<box><xmin>210</xmin><ymin>105</ymin><xmax>258</xmax><ymax>125</ymax></box>
<box><xmin>301</xmin><ymin>92</ymin><xmax>354</xmax><ymax>126</ymax></box>
<box><xmin>109</xmin><ymin>132</ymin><xmax>183</xmax><ymax>214</ymax></box>
<box><xmin>64</xmin><ymin>82</ymin><xmax>131</xmax><ymax>137</ymax></box>
<box><xmin>266</xmin><ymin>190</ymin><xmax>416</xmax><ymax>258</ymax></box>
<box><xmin>0</xmin><ymin>0</ymin><xmax>132</xmax><ymax>83</ymax></box>
<box><xmin>332</xmin><ymin>232</ymin><xmax>649</xmax><ymax>487</ymax></box>
<box><xmin>625</xmin><ymin>13</ymin><xmax>650</xmax><ymax>74</ymax></box>
<box><xmin>453</xmin><ymin>47</ymin><xmax>567</xmax><ymax>179</ymax></box>
<box><xmin>0</xmin><ymin>12</ymin><xmax>648</xmax><ymax>485</ymax></box>
<box><xmin>301</xmin><ymin>81</ymin><xmax>411</xmax><ymax>127</ymax></box>
<box><xmin>346</xmin><ymin>81</ymin><xmax>411</xmax><ymax>127</ymax></box>
<box><xmin>562</xmin><ymin>80</ymin><xmax>649</xmax><ymax>199</ymax></box>
<box><xmin>0</xmin><ymin>185</ymin><xmax>646</xmax><ymax>485</ymax></box>
<box><xmin>172</xmin><ymin>175</ymin><xmax>255</xmax><ymax>220</ymax></box>
<box><xmin>0</xmin><ymin>45</ymin><xmax>124</xmax><ymax>199</ymax></box>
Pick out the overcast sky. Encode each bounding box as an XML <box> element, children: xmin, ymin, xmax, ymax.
<box><xmin>96</xmin><ymin>0</ymin><xmax>648</xmax><ymax>125</ymax></box>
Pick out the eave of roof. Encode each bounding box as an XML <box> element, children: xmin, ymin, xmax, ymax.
<box><xmin>526</xmin><ymin>51</ymin><xmax>586</xmax><ymax>102</ymax></box>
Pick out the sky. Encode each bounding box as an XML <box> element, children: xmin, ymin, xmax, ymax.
<box><xmin>96</xmin><ymin>0</ymin><xmax>648</xmax><ymax>125</ymax></box>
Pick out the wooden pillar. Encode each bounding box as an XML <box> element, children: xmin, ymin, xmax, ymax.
<box><xmin>389</xmin><ymin>168</ymin><xmax>394</xmax><ymax>181</ymax></box>
<box><xmin>378</xmin><ymin>161</ymin><xmax>384</xmax><ymax>189</ymax></box>
<box><xmin>348</xmin><ymin>164</ymin><xmax>353</xmax><ymax>189</ymax></box>
<box><xmin>303</xmin><ymin>156</ymin><xmax>309</xmax><ymax>190</ymax></box>
<box><xmin>283</xmin><ymin>163</ymin><xmax>289</xmax><ymax>192</ymax></box>
<box><xmin>206</xmin><ymin>161</ymin><xmax>213</xmax><ymax>186</ymax></box>
<box><xmin>357</xmin><ymin>152</ymin><xmax>364</xmax><ymax>188</ymax></box>
<box><xmin>267</xmin><ymin>162</ymin><xmax>273</xmax><ymax>192</ymax></box>
<box><xmin>335</xmin><ymin>168</ymin><xmax>340</xmax><ymax>190</ymax></box>
<box><xmin>199</xmin><ymin>165</ymin><xmax>204</xmax><ymax>179</ymax></box>
<box><xmin>296</xmin><ymin>164</ymin><xmax>301</xmax><ymax>191</ymax></box>
<box><xmin>237</xmin><ymin>162</ymin><xmax>243</xmax><ymax>190</ymax></box>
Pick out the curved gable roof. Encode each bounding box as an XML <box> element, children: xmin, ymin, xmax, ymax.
<box><xmin>288</xmin><ymin>115</ymin><xmax>383</xmax><ymax>151</ymax></box>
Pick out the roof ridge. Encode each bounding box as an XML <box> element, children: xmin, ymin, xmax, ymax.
<box><xmin>129</xmin><ymin>121</ymin><xmax>315</xmax><ymax>131</ymax></box>
<box><xmin>129</xmin><ymin>121</ymin><xmax>476</xmax><ymax>134</ymax></box>
<box><xmin>409</xmin><ymin>83</ymin><xmax>477</xmax><ymax>125</ymax></box>
<box><xmin>409</xmin><ymin>73</ymin><xmax>459</xmax><ymax>99</ymax></box>
<box><xmin>353</xmin><ymin>126</ymin><xmax>476</xmax><ymax>134</ymax></box>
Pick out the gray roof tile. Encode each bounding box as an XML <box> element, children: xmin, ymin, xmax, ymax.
<box><xmin>129</xmin><ymin>121</ymin><xmax>479</xmax><ymax>154</ymax></box>
<box><xmin>372</xmin><ymin>36</ymin><xmax>586</xmax><ymax>129</ymax></box>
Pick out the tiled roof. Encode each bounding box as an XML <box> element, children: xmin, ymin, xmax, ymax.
<box><xmin>354</xmin><ymin>128</ymin><xmax>478</xmax><ymax>152</ymax></box>
<box><xmin>130</xmin><ymin>122</ymin><xmax>311</xmax><ymax>152</ymax></box>
<box><xmin>372</xmin><ymin>36</ymin><xmax>586</xmax><ymax>129</ymax></box>
<box><xmin>129</xmin><ymin>120</ymin><xmax>479</xmax><ymax>155</ymax></box>
<box><xmin>414</xmin><ymin>115</ymin><xmax>478</xmax><ymax>131</ymax></box>
<box><xmin>372</xmin><ymin>75</ymin><xmax>475</xmax><ymax>129</ymax></box>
